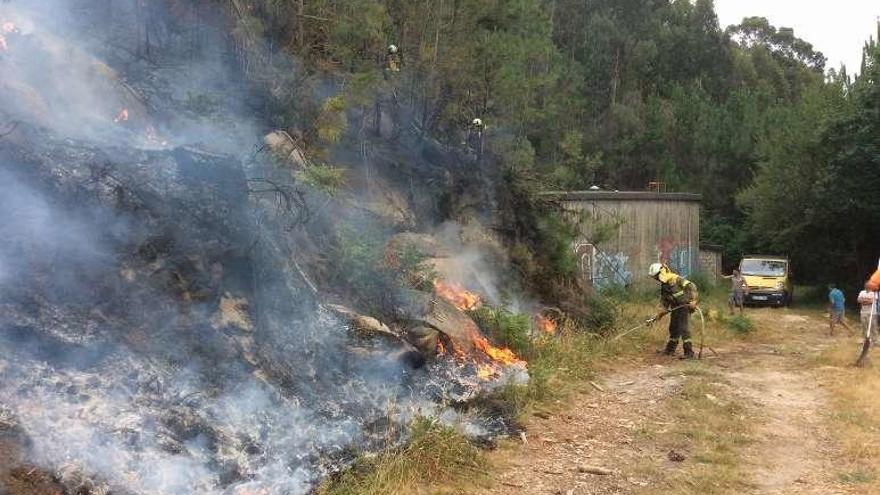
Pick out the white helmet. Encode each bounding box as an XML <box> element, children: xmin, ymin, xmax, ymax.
<box><xmin>388</xmin><ymin>44</ymin><xmax>398</xmax><ymax>54</ymax></box>
<box><xmin>472</xmin><ymin>118</ymin><xmax>483</xmax><ymax>127</ymax></box>
<box><xmin>648</xmin><ymin>263</ymin><xmax>664</xmax><ymax>278</ymax></box>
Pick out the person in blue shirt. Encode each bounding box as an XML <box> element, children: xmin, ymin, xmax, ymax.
<box><xmin>828</xmin><ymin>284</ymin><xmax>853</xmax><ymax>336</ymax></box>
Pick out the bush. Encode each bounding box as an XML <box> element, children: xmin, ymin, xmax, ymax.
<box><xmin>725</xmin><ymin>314</ymin><xmax>754</xmax><ymax>334</ymax></box>
<box><xmin>296</xmin><ymin>164</ymin><xmax>346</xmax><ymax>196</ymax></box>
<box><xmin>329</xmin><ymin>224</ymin><xmax>433</xmax><ymax>313</ymax></box>
<box><xmin>582</xmin><ymin>295</ymin><xmax>620</xmax><ymax>335</ymax></box>
<box><xmin>470</xmin><ymin>307</ymin><xmax>532</xmax><ymax>356</ymax></box>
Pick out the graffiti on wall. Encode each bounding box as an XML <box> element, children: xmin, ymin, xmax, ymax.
<box><xmin>657</xmin><ymin>236</ymin><xmax>693</xmax><ymax>277</ymax></box>
<box><xmin>574</xmin><ymin>242</ymin><xmax>633</xmax><ymax>289</ymax></box>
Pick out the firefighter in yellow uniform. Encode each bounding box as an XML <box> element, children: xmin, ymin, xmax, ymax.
<box><xmin>649</xmin><ymin>263</ymin><xmax>698</xmax><ymax>359</ymax></box>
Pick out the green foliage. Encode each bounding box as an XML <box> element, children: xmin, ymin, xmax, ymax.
<box><xmin>534</xmin><ymin>211</ymin><xmax>580</xmax><ymax>281</ymax></box>
<box><xmin>470</xmin><ymin>307</ymin><xmax>532</xmax><ymax>356</ymax></box>
<box><xmin>740</xmin><ymin>31</ymin><xmax>880</xmax><ymax>286</ymax></box>
<box><xmin>582</xmin><ymin>295</ymin><xmax>619</xmax><ymax>335</ymax></box>
<box><xmin>724</xmin><ymin>314</ymin><xmax>755</xmax><ymax>335</ymax></box>
<box><xmin>296</xmin><ymin>164</ymin><xmax>347</xmax><ymax>196</ymax></box>
<box><xmin>331</xmin><ymin>225</ymin><xmax>389</xmax><ymax>311</ymax></box>
<box><xmin>316</xmin><ymin>96</ymin><xmax>349</xmax><ymax>144</ymax></box>
<box><xmin>329</xmin><ymin>224</ymin><xmax>433</xmax><ymax>313</ymax></box>
<box><xmin>233</xmin><ymin>1</ymin><xmax>879</xmax><ymax>298</ymax></box>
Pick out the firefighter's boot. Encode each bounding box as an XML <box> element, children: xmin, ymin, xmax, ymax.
<box><xmin>681</xmin><ymin>342</ymin><xmax>696</xmax><ymax>360</ymax></box>
<box><xmin>658</xmin><ymin>340</ymin><xmax>677</xmax><ymax>356</ymax></box>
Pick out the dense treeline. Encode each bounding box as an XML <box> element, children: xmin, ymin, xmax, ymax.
<box><xmin>221</xmin><ymin>0</ymin><xmax>878</xmax><ymax>288</ymax></box>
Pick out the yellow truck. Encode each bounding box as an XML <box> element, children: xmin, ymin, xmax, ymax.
<box><xmin>740</xmin><ymin>255</ymin><xmax>792</xmax><ymax>307</ymax></box>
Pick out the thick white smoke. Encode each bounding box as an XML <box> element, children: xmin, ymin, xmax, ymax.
<box><xmin>0</xmin><ymin>2</ymin><xmax>513</xmax><ymax>493</ymax></box>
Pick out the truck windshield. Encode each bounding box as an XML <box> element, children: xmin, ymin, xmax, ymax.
<box><xmin>741</xmin><ymin>259</ymin><xmax>787</xmax><ymax>277</ymax></box>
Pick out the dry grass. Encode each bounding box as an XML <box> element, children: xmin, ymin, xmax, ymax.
<box><xmin>631</xmin><ymin>363</ymin><xmax>753</xmax><ymax>494</ymax></box>
<box><xmin>814</xmin><ymin>338</ymin><xmax>880</xmax><ymax>493</ymax></box>
<box><xmin>317</xmin><ymin>417</ymin><xmax>487</xmax><ymax>495</ymax></box>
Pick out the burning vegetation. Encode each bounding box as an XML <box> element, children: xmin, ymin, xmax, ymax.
<box><xmin>0</xmin><ymin>2</ymin><xmax>534</xmax><ymax>493</ymax></box>
<box><xmin>433</xmin><ymin>279</ymin><xmax>482</xmax><ymax>311</ymax></box>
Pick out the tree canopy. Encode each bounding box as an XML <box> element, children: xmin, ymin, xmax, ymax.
<box><xmin>227</xmin><ymin>0</ymin><xmax>878</xmax><ymax>288</ymax></box>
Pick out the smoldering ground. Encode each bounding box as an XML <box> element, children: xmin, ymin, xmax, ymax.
<box><xmin>0</xmin><ymin>1</ymin><xmax>526</xmax><ymax>494</ymax></box>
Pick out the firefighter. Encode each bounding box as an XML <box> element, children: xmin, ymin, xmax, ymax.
<box><xmin>384</xmin><ymin>44</ymin><xmax>402</xmax><ymax>78</ymax></box>
<box><xmin>649</xmin><ymin>263</ymin><xmax>699</xmax><ymax>359</ymax></box>
<box><xmin>467</xmin><ymin>118</ymin><xmax>485</xmax><ymax>156</ymax></box>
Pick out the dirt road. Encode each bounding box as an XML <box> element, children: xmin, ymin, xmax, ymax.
<box><xmin>479</xmin><ymin>308</ymin><xmax>860</xmax><ymax>495</ymax></box>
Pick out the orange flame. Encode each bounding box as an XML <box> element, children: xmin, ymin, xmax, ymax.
<box><xmin>471</xmin><ymin>334</ymin><xmax>523</xmax><ymax>365</ymax></box>
<box><xmin>433</xmin><ymin>280</ymin><xmax>482</xmax><ymax>311</ymax></box>
<box><xmin>114</xmin><ymin>108</ymin><xmax>129</xmax><ymax>123</ymax></box>
<box><xmin>436</xmin><ymin>339</ymin><xmax>447</xmax><ymax>355</ymax></box>
<box><xmin>536</xmin><ymin>315</ymin><xmax>557</xmax><ymax>334</ymax></box>
<box><xmin>477</xmin><ymin>364</ymin><xmax>497</xmax><ymax>381</ymax></box>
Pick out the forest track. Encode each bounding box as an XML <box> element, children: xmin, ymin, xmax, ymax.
<box><xmin>479</xmin><ymin>309</ymin><xmax>855</xmax><ymax>495</ymax></box>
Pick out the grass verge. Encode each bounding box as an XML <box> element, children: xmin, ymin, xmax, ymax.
<box><xmin>814</xmin><ymin>338</ymin><xmax>880</xmax><ymax>493</ymax></box>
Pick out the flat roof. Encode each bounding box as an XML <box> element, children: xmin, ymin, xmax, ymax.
<box><xmin>540</xmin><ymin>191</ymin><xmax>702</xmax><ymax>202</ymax></box>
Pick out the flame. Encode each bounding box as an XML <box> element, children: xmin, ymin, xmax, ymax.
<box><xmin>536</xmin><ymin>315</ymin><xmax>557</xmax><ymax>334</ymax></box>
<box><xmin>433</xmin><ymin>280</ymin><xmax>482</xmax><ymax>311</ymax></box>
<box><xmin>477</xmin><ymin>364</ymin><xmax>496</xmax><ymax>381</ymax></box>
<box><xmin>114</xmin><ymin>108</ymin><xmax>130</xmax><ymax>123</ymax></box>
<box><xmin>471</xmin><ymin>333</ymin><xmax>524</xmax><ymax>366</ymax></box>
<box><xmin>436</xmin><ymin>339</ymin><xmax>447</xmax><ymax>355</ymax></box>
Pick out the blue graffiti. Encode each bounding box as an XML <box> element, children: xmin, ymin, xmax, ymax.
<box><xmin>575</xmin><ymin>243</ymin><xmax>633</xmax><ymax>289</ymax></box>
<box><xmin>666</xmin><ymin>247</ymin><xmax>693</xmax><ymax>278</ymax></box>
<box><xmin>593</xmin><ymin>251</ymin><xmax>633</xmax><ymax>289</ymax></box>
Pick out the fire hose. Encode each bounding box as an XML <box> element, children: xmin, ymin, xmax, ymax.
<box><xmin>611</xmin><ymin>304</ymin><xmax>715</xmax><ymax>359</ymax></box>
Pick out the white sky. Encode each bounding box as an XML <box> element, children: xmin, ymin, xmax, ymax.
<box><xmin>714</xmin><ymin>0</ymin><xmax>880</xmax><ymax>73</ymax></box>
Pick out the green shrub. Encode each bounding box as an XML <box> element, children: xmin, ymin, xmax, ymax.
<box><xmin>582</xmin><ymin>295</ymin><xmax>619</xmax><ymax>335</ymax></box>
<box><xmin>329</xmin><ymin>224</ymin><xmax>435</xmax><ymax>313</ymax></box>
<box><xmin>296</xmin><ymin>164</ymin><xmax>346</xmax><ymax>196</ymax></box>
<box><xmin>470</xmin><ymin>307</ymin><xmax>532</xmax><ymax>356</ymax></box>
<box><xmin>725</xmin><ymin>314</ymin><xmax>754</xmax><ymax>334</ymax></box>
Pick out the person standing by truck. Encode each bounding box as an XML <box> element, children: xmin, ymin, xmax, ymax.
<box><xmin>828</xmin><ymin>284</ymin><xmax>853</xmax><ymax>336</ymax></box>
<box><xmin>722</xmin><ymin>269</ymin><xmax>748</xmax><ymax>315</ymax></box>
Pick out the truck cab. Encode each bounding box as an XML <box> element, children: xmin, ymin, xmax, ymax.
<box><xmin>740</xmin><ymin>255</ymin><xmax>792</xmax><ymax>307</ymax></box>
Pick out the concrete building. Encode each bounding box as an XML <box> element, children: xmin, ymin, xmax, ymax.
<box><xmin>548</xmin><ymin>191</ymin><xmax>702</xmax><ymax>290</ymax></box>
<box><xmin>699</xmin><ymin>243</ymin><xmax>724</xmax><ymax>283</ymax></box>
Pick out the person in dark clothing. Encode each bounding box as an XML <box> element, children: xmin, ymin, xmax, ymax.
<box><xmin>649</xmin><ymin>262</ymin><xmax>699</xmax><ymax>359</ymax></box>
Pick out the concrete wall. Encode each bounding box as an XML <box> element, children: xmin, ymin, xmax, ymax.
<box><xmin>550</xmin><ymin>191</ymin><xmax>701</xmax><ymax>291</ymax></box>
<box><xmin>699</xmin><ymin>247</ymin><xmax>723</xmax><ymax>283</ymax></box>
